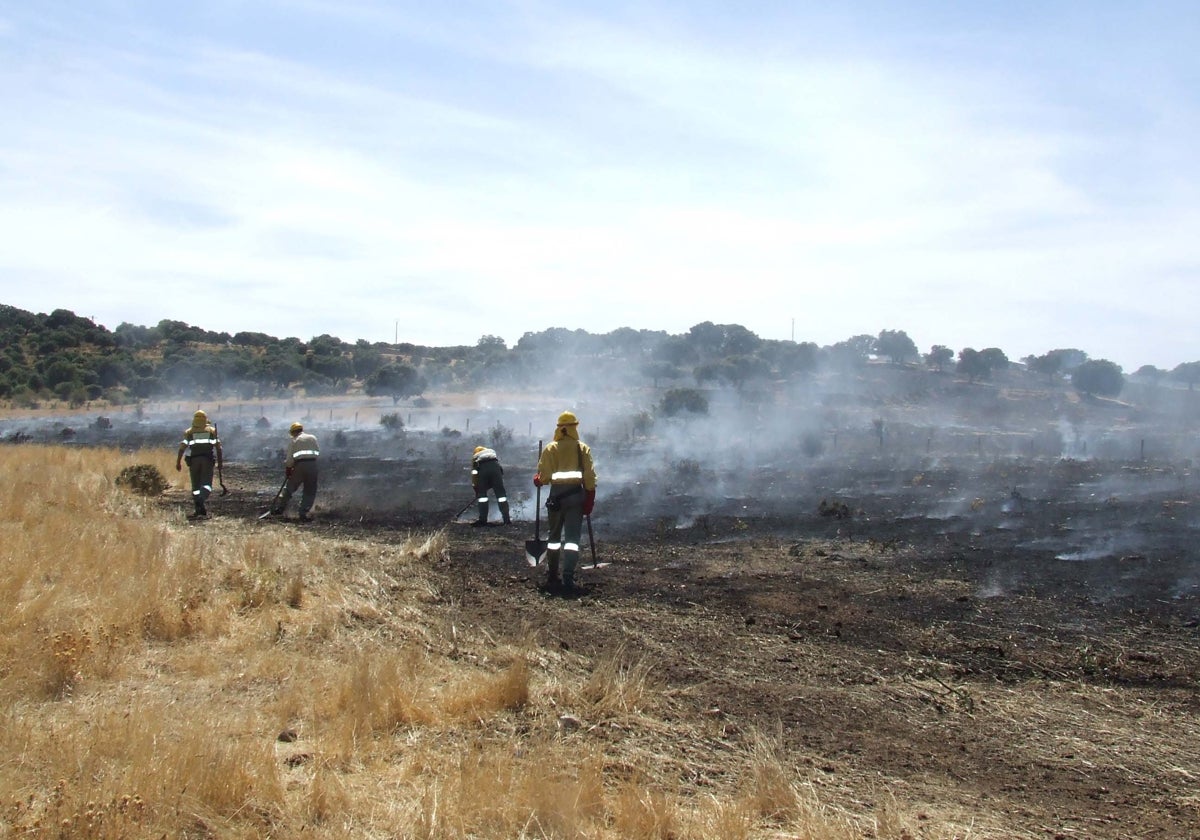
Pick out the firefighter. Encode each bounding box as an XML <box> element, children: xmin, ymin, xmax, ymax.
<box><xmin>175</xmin><ymin>409</ymin><xmax>223</xmax><ymax>519</ymax></box>
<box><xmin>470</xmin><ymin>445</ymin><xmax>511</xmax><ymax>526</ymax></box>
<box><xmin>271</xmin><ymin>422</ymin><xmax>320</xmax><ymax>522</ymax></box>
<box><xmin>533</xmin><ymin>411</ymin><xmax>597</xmax><ymax>593</ymax></box>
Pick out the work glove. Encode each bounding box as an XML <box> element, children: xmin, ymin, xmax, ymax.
<box><xmin>533</xmin><ymin>474</ymin><xmax>543</xmax><ymax>488</ymax></box>
<box><xmin>583</xmin><ymin>489</ymin><xmax>596</xmax><ymax>516</ymax></box>
<box><xmin>472</xmin><ymin>484</ymin><xmax>480</xmax><ymax>495</ymax></box>
<box><xmin>175</xmin><ymin>462</ymin><xmax>182</xmax><ymax>472</ymax></box>
<box><xmin>285</xmin><ymin>466</ymin><xmax>294</xmax><ymax>478</ymax></box>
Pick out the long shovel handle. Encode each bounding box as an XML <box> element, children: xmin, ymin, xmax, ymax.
<box><xmin>214</xmin><ymin>423</ymin><xmax>228</xmax><ymax>495</ymax></box>
<box><xmin>454</xmin><ymin>497</ymin><xmax>475</xmax><ymax>521</ymax></box>
<box><xmin>534</xmin><ymin>439</ymin><xmax>543</xmax><ymax>540</ymax></box>
<box><xmin>586</xmin><ymin>513</ymin><xmax>597</xmax><ymax>567</ymax></box>
<box><xmin>258</xmin><ymin>475</ymin><xmax>288</xmax><ymax>519</ymax></box>
<box><xmin>534</xmin><ymin>483</ymin><xmax>541</xmax><ymax>539</ymax></box>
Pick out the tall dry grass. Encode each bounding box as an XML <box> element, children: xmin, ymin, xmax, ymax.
<box><xmin>0</xmin><ymin>444</ymin><xmax>973</xmax><ymax>838</ymax></box>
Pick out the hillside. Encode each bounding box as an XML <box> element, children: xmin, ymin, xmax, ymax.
<box><xmin>3</xmin><ymin>304</ymin><xmax>1194</xmax><ymax>425</ymax></box>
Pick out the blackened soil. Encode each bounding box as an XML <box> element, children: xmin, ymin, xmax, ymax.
<box><xmin>189</xmin><ymin>457</ymin><xmax>1200</xmax><ymax>840</ymax></box>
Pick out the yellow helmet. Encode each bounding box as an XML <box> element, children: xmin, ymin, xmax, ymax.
<box><xmin>289</xmin><ymin>422</ymin><xmax>303</xmax><ymax>434</ymax></box>
<box><xmin>556</xmin><ymin>411</ymin><xmax>579</xmax><ymax>427</ymax></box>
<box><xmin>474</xmin><ymin>445</ymin><xmax>486</xmax><ymax>455</ymax></box>
<box><xmin>193</xmin><ymin>410</ymin><xmax>207</xmax><ymax>423</ymax></box>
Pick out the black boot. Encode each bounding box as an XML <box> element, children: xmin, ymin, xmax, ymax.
<box><xmin>541</xmin><ymin>555</ymin><xmax>561</xmax><ymax>591</ymax></box>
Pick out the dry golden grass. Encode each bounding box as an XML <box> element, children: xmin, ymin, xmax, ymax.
<box><xmin>0</xmin><ymin>444</ymin><xmax>971</xmax><ymax>839</ymax></box>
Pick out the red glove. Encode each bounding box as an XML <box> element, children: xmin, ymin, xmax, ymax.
<box><xmin>533</xmin><ymin>474</ymin><xmax>543</xmax><ymax>487</ymax></box>
<box><xmin>583</xmin><ymin>489</ymin><xmax>595</xmax><ymax>515</ymax></box>
<box><xmin>285</xmin><ymin>466</ymin><xmax>294</xmax><ymax>477</ymax></box>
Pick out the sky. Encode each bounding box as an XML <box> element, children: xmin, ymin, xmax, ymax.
<box><xmin>1</xmin><ymin>1</ymin><xmax>1197</xmax><ymax>371</ymax></box>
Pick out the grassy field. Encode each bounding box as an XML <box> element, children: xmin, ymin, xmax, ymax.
<box><xmin>0</xmin><ymin>443</ymin><xmax>957</xmax><ymax>839</ymax></box>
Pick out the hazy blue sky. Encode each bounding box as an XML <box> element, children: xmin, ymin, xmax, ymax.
<box><xmin>1</xmin><ymin>1</ymin><xmax>1196</xmax><ymax>370</ymax></box>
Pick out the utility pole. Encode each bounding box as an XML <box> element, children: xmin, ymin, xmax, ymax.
<box><xmin>791</xmin><ymin>318</ymin><xmax>795</xmax><ymax>342</ymax></box>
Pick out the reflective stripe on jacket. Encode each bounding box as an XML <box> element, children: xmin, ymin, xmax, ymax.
<box><xmin>536</xmin><ymin>439</ymin><xmax>596</xmax><ymax>490</ymax></box>
<box><xmin>183</xmin><ymin>427</ymin><xmax>220</xmax><ymax>457</ymax></box>
<box><xmin>285</xmin><ymin>432</ymin><xmax>321</xmax><ymax>466</ymax></box>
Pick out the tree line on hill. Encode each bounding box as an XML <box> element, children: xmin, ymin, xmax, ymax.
<box><xmin>2</xmin><ymin>303</ymin><xmax>1197</xmax><ymax>411</ymax></box>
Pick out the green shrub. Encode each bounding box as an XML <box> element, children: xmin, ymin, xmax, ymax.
<box><xmin>659</xmin><ymin>388</ymin><xmax>708</xmax><ymax>417</ymax></box>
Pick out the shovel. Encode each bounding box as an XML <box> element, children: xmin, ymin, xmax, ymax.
<box><xmin>452</xmin><ymin>497</ymin><xmax>476</xmax><ymax>522</ymax></box>
<box><xmin>585</xmin><ymin>513</ymin><xmax>609</xmax><ymax>569</ymax></box>
<box><xmin>212</xmin><ymin>424</ymin><xmax>228</xmax><ymax>496</ymax></box>
<box><xmin>258</xmin><ymin>475</ymin><xmax>288</xmax><ymax>520</ymax></box>
<box><xmin>525</xmin><ymin>440</ymin><xmax>548</xmax><ymax>566</ymax></box>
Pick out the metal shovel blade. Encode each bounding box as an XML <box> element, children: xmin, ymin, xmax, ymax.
<box><xmin>258</xmin><ymin>476</ymin><xmax>288</xmax><ymax>520</ymax></box>
<box><xmin>525</xmin><ymin>537</ymin><xmax>547</xmax><ymax>567</ymax></box>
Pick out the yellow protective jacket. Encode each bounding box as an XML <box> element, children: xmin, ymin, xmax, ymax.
<box><xmin>536</xmin><ymin>437</ymin><xmax>596</xmax><ymax>491</ymax></box>
<box><xmin>181</xmin><ymin>424</ymin><xmax>222</xmax><ymax>462</ymax></box>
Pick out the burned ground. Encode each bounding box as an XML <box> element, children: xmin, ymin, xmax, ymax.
<box><xmin>9</xmin><ymin>375</ymin><xmax>1200</xmax><ymax>838</ymax></box>
<box><xmin>189</xmin><ymin>441</ymin><xmax>1200</xmax><ymax>840</ymax></box>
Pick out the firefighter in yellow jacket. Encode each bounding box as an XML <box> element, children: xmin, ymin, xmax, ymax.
<box><xmin>176</xmin><ymin>409</ymin><xmax>223</xmax><ymax>519</ymax></box>
<box><xmin>533</xmin><ymin>411</ymin><xmax>597</xmax><ymax>593</ymax></box>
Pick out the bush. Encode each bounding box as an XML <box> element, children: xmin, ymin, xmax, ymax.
<box><xmin>380</xmin><ymin>412</ymin><xmax>404</xmax><ymax>431</ymax></box>
<box><xmin>115</xmin><ymin>464</ymin><xmax>168</xmax><ymax>496</ymax></box>
<box><xmin>659</xmin><ymin>388</ymin><xmax>708</xmax><ymax>417</ymax></box>
<box><xmin>488</xmin><ymin>422</ymin><xmax>514</xmax><ymax>449</ymax></box>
